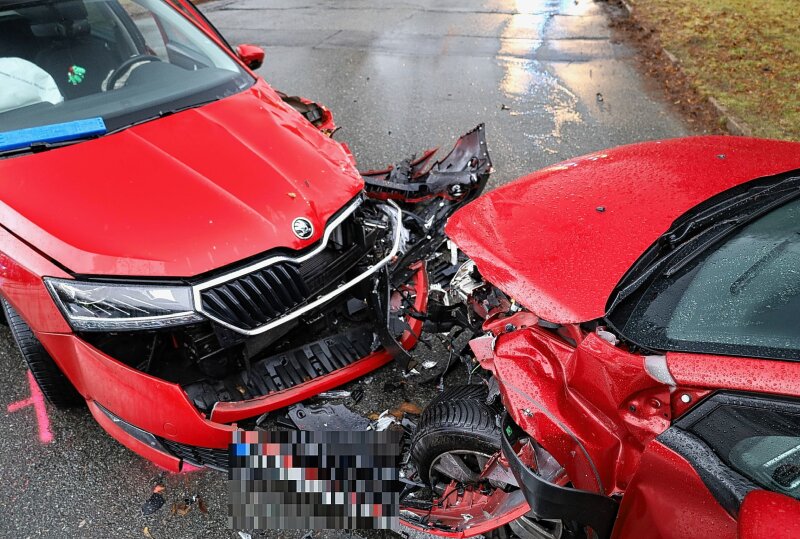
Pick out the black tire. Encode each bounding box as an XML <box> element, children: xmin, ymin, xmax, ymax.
<box><xmin>2</xmin><ymin>299</ymin><xmax>82</xmax><ymax>408</ymax></box>
<box><xmin>425</xmin><ymin>383</ymin><xmax>488</xmax><ymax>409</ymax></box>
<box><xmin>412</xmin><ymin>394</ymin><xmax>501</xmax><ymax>485</ymax></box>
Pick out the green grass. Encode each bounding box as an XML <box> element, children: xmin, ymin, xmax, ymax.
<box><xmin>630</xmin><ymin>0</ymin><xmax>799</xmax><ymax>140</ymax></box>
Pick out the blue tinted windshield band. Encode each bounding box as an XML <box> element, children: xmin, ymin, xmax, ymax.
<box><xmin>0</xmin><ymin>117</ymin><xmax>106</xmax><ymax>152</ymax></box>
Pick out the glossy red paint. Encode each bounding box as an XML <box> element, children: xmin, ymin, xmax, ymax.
<box><xmin>87</xmin><ymin>400</ymin><xmax>182</xmax><ymax>473</ymax></box>
<box><xmin>446</xmin><ymin>136</ymin><xmax>800</xmax><ymax>324</ymax></box>
<box><xmin>235</xmin><ymin>44</ymin><xmax>264</xmax><ymax>70</ymax></box>
<box><xmin>478</xmin><ymin>328</ymin><xmax>671</xmax><ymax>495</ymax></box>
<box><xmin>0</xmin><ymin>80</ymin><xmax>362</xmax><ymax>277</ymax></box>
<box><xmin>738</xmin><ymin>491</ymin><xmax>800</xmax><ymax>539</ymax></box>
<box><xmin>667</xmin><ymin>352</ymin><xmax>800</xmax><ymax>398</ymax></box>
<box><xmin>612</xmin><ymin>440</ymin><xmax>736</xmax><ymax>539</ymax></box>
<box><xmin>37</xmin><ymin>331</ymin><xmax>236</xmax><ymax>447</ymax></box>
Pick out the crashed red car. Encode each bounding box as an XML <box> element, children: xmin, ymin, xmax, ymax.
<box><xmin>399</xmin><ymin>137</ymin><xmax>800</xmax><ymax>539</ymax></box>
<box><xmin>0</xmin><ymin>0</ymin><xmax>489</xmax><ymax>470</ymax></box>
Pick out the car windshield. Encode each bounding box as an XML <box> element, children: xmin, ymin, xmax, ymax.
<box><xmin>0</xmin><ymin>0</ymin><xmax>253</xmax><ymax>139</ymax></box>
<box><xmin>615</xmin><ymin>195</ymin><xmax>800</xmax><ymax>360</ymax></box>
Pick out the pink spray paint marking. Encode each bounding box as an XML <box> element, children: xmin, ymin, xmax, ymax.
<box><xmin>7</xmin><ymin>370</ymin><xmax>53</xmax><ymax>443</ymax></box>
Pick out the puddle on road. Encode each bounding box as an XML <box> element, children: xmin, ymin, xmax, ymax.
<box><xmin>495</xmin><ymin>0</ymin><xmax>588</xmax><ymax>155</ymax></box>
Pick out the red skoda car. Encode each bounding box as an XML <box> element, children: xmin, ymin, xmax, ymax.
<box><xmin>0</xmin><ymin>0</ymin><xmax>489</xmax><ymax>471</ymax></box>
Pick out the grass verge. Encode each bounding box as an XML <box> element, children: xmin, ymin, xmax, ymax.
<box><xmin>627</xmin><ymin>0</ymin><xmax>799</xmax><ymax>140</ymax></box>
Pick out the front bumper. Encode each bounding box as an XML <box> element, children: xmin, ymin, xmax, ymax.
<box><xmin>38</xmin><ymin>263</ymin><xmax>428</xmax><ymax>470</ymax></box>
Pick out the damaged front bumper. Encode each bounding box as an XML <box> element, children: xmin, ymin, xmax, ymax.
<box><xmin>50</xmin><ymin>126</ymin><xmax>491</xmax><ymax>470</ymax></box>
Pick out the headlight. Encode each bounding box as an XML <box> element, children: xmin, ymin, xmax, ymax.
<box><xmin>44</xmin><ymin>278</ymin><xmax>203</xmax><ymax>331</ymax></box>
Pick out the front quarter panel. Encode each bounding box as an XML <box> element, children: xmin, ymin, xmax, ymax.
<box><xmin>0</xmin><ymin>225</ymin><xmax>70</xmax><ymax>333</ymax></box>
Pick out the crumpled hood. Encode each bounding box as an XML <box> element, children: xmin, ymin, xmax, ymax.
<box><xmin>446</xmin><ymin>136</ymin><xmax>800</xmax><ymax>324</ymax></box>
<box><xmin>0</xmin><ymin>83</ymin><xmax>363</xmax><ymax>277</ymax></box>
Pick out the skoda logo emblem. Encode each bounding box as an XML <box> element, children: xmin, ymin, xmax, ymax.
<box><xmin>292</xmin><ymin>217</ymin><xmax>314</xmax><ymax>240</ymax></box>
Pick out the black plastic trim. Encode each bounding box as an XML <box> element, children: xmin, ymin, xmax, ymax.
<box><xmin>657</xmin><ymin>427</ymin><xmax>757</xmax><ymax>517</ymax></box>
<box><xmin>500</xmin><ymin>414</ymin><xmax>619</xmax><ymax>539</ymax></box>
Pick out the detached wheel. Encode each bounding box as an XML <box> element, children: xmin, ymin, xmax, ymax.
<box><xmin>2</xmin><ymin>299</ymin><xmax>82</xmax><ymax>408</ymax></box>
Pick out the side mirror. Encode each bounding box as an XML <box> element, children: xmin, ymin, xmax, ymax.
<box><xmin>236</xmin><ymin>44</ymin><xmax>264</xmax><ymax>71</ymax></box>
<box><xmin>739</xmin><ymin>490</ymin><xmax>800</xmax><ymax>538</ymax></box>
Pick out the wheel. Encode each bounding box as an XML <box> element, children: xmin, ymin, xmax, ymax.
<box><xmin>2</xmin><ymin>299</ymin><xmax>82</xmax><ymax>408</ymax></box>
<box><xmin>426</xmin><ymin>383</ymin><xmax>488</xmax><ymax>408</ymax></box>
<box><xmin>411</xmin><ymin>385</ymin><xmax>565</xmax><ymax>539</ymax></box>
<box><xmin>412</xmin><ymin>386</ymin><xmax>500</xmax><ymax>486</ymax></box>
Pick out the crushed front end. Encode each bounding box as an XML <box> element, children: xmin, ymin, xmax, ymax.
<box><xmin>44</xmin><ymin>126</ymin><xmax>491</xmax><ymax>469</ymax></box>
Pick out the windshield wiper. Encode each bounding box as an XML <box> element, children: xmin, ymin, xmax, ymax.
<box><xmin>106</xmin><ymin>98</ymin><xmax>220</xmax><ymax>136</ymax></box>
<box><xmin>607</xmin><ymin>173</ymin><xmax>800</xmax><ymax>311</ymax></box>
<box><xmin>0</xmin><ymin>134</ymin><xmax>104</xmax><ymax>158</ymax></box>
<box><xmin>663</xmin><ymin>187</ymin><xmax>800</xmax><ymax>278</ymax></box>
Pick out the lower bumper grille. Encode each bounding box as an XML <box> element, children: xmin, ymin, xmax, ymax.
<box><xmin>159</xmin><ymin>439</ymin><xmax>229</xmax><ymax>470</ymax></box>
<box><xmin>183</xmin><ymin>326</ymin><xmax>375</xmax><ymax>412</ymax></box>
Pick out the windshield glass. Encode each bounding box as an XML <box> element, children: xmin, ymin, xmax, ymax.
<box><xmin>614</xmin><ymin>196</ymin><xmax>800</xmax><ymax>360</ymax></box>
<box><xmin>0</xmin><ymin>0</ymin><xmax>253</xmax><ymax>136</ymax></box>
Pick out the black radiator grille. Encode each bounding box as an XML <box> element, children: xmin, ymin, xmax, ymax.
<box><xmin>200</xmin><ymin>262</ymin><xmax>309</xmax><ymax>331</ymax></box>
<box><xmin>198</xmin><ymin>212</ymin><xmax>383</xmax><ymax>332</ymax></box>
<box><xmin>183</xmin><ymin>326</ymin><xmax>374</xmax><ymax>411</ymax></box>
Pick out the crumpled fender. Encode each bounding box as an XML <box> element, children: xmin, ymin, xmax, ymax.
<box><xmin>474</xmin><ymin>328</ymin><xmax>670</xmax><ymax>495</ymax></box>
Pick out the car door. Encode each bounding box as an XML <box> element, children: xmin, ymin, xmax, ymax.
<box><xmin>607</xmin><ymin>192</ymin><xmax>800</xmax><ymax>538</ymax></box>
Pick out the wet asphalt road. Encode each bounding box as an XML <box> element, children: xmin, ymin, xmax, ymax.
<box><xmin>0</xmin><ymin>1</ymin><xmax>692</xmax><ymax>538</ymax></box>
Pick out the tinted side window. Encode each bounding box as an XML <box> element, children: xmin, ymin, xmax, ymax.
<box><xmin>619</xmin><ymin>197</ymin><xmax>800</xmax><ymax>360</ymax></box>
<box><xmin>680</xmin><ymin>394</ymin><xmax>800</xmax><ymax>501</ymax></box>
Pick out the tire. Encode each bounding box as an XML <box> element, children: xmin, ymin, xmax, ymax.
<box><xmin>425</xmin><ymin>383</ymin><xmax>488</xmax><ymax>409</ymax></box>
<box><xmin>2</xmin><ymin>299</ymin><xmax>82</xmax><ymax>408</ymax></box>
<box><xmin>412</xmin><ymin>392</ymin><xmax>501</xmax><ymax>485</ymax></box>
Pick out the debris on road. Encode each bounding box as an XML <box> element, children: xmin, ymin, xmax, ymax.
<box><xmin>392</xmin><ymin>402</ymin><xmax>422</xmax><ymax>416</ymax></box>
<box><xmin>171</xmin><ymin>501</ymin><xmax>191</xmax><ymax>517</ymax></box>
<box><xmin>143</xmin><ymin>527</ymin><xmax>153</xmax><ymax>538</ymax></box>
<box><xmin>141</xmin><ymin>485</ymin><xmax>166</xmax><ymax>516</ymax></box>
<box><xmin>383</xmin><ymin>380</ymin><xmax>406</xmax><ymax>392</ymax></box>
<box><xmin>372</xmin><ymin>410</ymin><xmax>400</xmax><ymax>431</ymax></box>
<box><xmin>288</xmin><ymin>403</ymin><xmax>370</xmax><ymax>431</ymax></box>
<box><xmin>318</xmin><ymin>390</ymin><xmax>351</xmax><ymax>399</ymax></box>
<box><xmin>421</xmin><ymin>360</ymin><xmax>438</xmax><ymax>370</ymax></box>
<box><xmin>351</xmin><ymin>387</ymin><xmax>365</xmax><ymax>404</ymax></box>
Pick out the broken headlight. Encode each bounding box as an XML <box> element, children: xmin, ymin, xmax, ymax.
<box><xmin>45</xmin><ymin>278</ymin><xmax>203</xmax><ymax>331</ymax></box>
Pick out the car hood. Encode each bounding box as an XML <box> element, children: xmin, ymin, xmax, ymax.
<box><xmin>446</xmin><ymin>136</ymin><xmax>800</xmax><ymax>324</ymax></box>
<box><xmin>0</xmin><ymin>82</ymin><xmax>363</xmax><ymax>277</ymax></box>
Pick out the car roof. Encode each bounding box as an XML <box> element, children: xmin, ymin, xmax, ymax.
<box><xmin>446</xmin><ymin>136</ymin><xmax>800</xmax><ymax>324</ymax></box>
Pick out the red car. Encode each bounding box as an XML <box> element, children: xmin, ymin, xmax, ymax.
<box><xmin>399</xmin><ymin>137</ymin><xmax>800</xmax><ymax>539</ymax></box>
<box><xmin>0</xmin><ymin>0</ymin><xmax>489</xmax><ymax>471</ymax></box>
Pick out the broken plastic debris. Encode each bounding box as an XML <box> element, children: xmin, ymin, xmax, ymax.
<box><xmin>143</xmin><ymin>527</ymin><xmax>153</xmax><ymax>538</ymax></box>
<box><xmin>238</xmin><ymin>532</ymin><xmax>252</xmax><ymax>539</ymax></box>
<box><xmin>402</xmin><ymin>368</ymin><xmax>421</xmax><ymax>378</ymax></box>
<box><xmin>422</xmin><ymin>360</ymin><xmax>437</xmax><ymax>370</ymax></box>
<box><xmin>171</xmin><ymin>501</ymin><xmax>191</xmax><ymax>517</ymax></box>
<box><xmin>141</xmin><ymin>492</ymin><xmax>165</xmax><ymax>516</ymax></box>
<box><xmin>318</xmin><ymin>390</ymin><xmax>351</xmax><ymax>399</ymax></box>
<box><xmin>373</xmin><ymin>410</ymin><xmax>400</xmax><ymax>431</ymax></box>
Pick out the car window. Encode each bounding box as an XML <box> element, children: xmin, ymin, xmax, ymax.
<box><xmin>618</xmin><ymin>197</ymin><xmax>800</xmax><ymax>360</ymax></box>
<box><xmin>681</xmin><ymin>394</ymin><xmax>800</xmax><ymax>501</ymax></box>
<box><xmin>0</xmin><ymin>0</ymin><xmax>253</xmax><ymax>138</ymax></box>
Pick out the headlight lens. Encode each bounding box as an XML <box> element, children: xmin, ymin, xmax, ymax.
<box><xmin>45</xmin><ymin>278</ymin><xmax>203</xmax><ymax>331</ymax></box>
